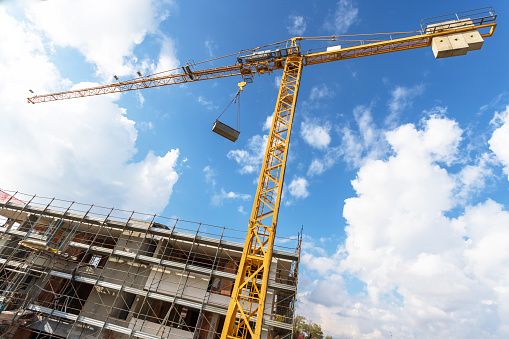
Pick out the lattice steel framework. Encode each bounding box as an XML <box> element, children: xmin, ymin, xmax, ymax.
<box><xmin>27</xmin><ymin>22</ymin><xmax>496</xmax><ymax>105</ymax></box>
<box><xmin>221</xmin><ymin>54</ymin><xmax>303</xmax><ymax>339</ymax></box>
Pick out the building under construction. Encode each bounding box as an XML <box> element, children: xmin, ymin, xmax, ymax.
<box><xmin>0</xmin><ymin>190</ymin><xmax>301</xmax><ymax>339</ymax></box>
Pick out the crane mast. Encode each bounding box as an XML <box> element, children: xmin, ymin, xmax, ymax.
<box><xmin>25</xmin><ymin>8</ymin><xmax>497</xmax><ymax>339</ymax></box>
<box><xmin>223</xmin><ymin>50</ymin><xmax>303</xmax><ymax>339</ymax></box>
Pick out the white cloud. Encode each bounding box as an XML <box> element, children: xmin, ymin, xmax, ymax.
<box><xmin>26</xmin><ymin>0</ymin><xmax>176</xmax><ymax>78</ymax></box>
<box><xmin>287</xmin><ymin>15</ymin><xmax>307</xmax><ymax>35</ymax></box>
<box><xmin>228</xmin><ymin>134</ymin><xmax>268</xmax><ymax>174</ymax></box>
<box><xmin>136</xmin><ymin>91</ymin><xmax>145</xmax><ymax>107</ymax></box>
<box><xmin>205</xmin><ymin>38</ymin><xmax>217</xmax><ymax>58</ymax></box>
<box><xmin>389</xmin><ymin>115</ymin><xmax>462</xmax><ymax>165</ymax></box>
<box><xmin>298</xmin><ymin>114</ymin><xmax>509</xmax><ymax>338</ymax></box>
<box><xmin>307</xmin><ymin>146</ymin><xmax>343</xmax><ymax>177</ymax></box>
<box><xmin>211</xmin><ymin>188</ymin><xmax>251</xmax><ymax>206</ymax></box>
<box><xmin>307</xmin><ymin>159</ymin><xmax>326</xmax><ymax>177</ymax></box>
<box><xmin>387</xmin><ymin>84</ymin><xmax>424</xmax><ymax>124</ymax></box>
<box><xmin>461</xmin><ymin>200</ymin><xmax>509</xmax><ymax>286</ymax></box>
<box><xmin>137</xmin><ymin>121</ymin><xmax>154</xmax><ymax>131</ymax></box>
<box><xmin>489</xmin><ymin>105</ymin><xmax>509</xmax><ymax>179</ymax></box>
<box><xmin>341</xmin><ymin>104</ymin><xmax>387</xmax><ymax>168</ymax></box>
<box><xmin>152</xmin><ymin>35</ymin><xmax>180</xmax><ymax>75</ymax></box>
<box><xmin>288</xmin><ymin>177</ymin><xmax>309</xmax><ymax>199</ymax></box>
<box><xmin>122</xmin><ymin>150</ymin><xmax>179</xmax><ymax>213</ymax></box>
<box><xmin>197</xmin><ymin>95</ymin><xmax>218</xmax><ymax>110</ymax></box>
<box><xmin>310</xmin><ymin>102</ymin><xmax>454</xmax><ymax>178</ymax></box>
<box><xmin>307</xmin><ymin>104</ymin><xmax>385</xmax><ymax>176</ymax></box>
<box><xmin>301</xmin><ymin>235</ymin><xmax>328</xmax><ymax>256</ymax></box>
<box><xmin>324</xmin><ymin>0</ymin><xmax>359</xmax><ymax>34</ymax></box>
<box><xmin>238</xmin><ymin>205</ymin><xmax>247</xmax><ymax>214</ymax></box>
<box><xmin>0</xmin><ymin>6</ymin><xmax>179</xmax><ymax>214</ymax></box>
<box><xmin>343</xmin><ymin>118</ymin><xmax>461</xmax><ymax>266</ymax></box>
<box><xmin>309</xmin><ymin>84</ymin><xmax>334</xmax><ymax>101</ymax></box>
<box><xmin>263</xmin><ymin>114</ymin><xmax>273</xmax><ymax>131</ymax></box>
<box><xmin>454</xmin><ymin>153</ymin><xmax>494</xmax><ymax>200</ymax></box>
<box><xmin>274</xmin><ymin>75</ymin><xmax>282</xmax><ymax>89</ymax></box>
<box><xmin>301</xmin><ymin>119</ymin><xmax>332</xmax><ymax>149</ymax></box>
<box><xmin>203</xmin><ymin>165</ymin><xmax>216</xmax><ymax>186</ymax></box>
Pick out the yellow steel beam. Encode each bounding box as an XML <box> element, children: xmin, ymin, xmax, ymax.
<box><xmin>27</xmin><ymin>60</ymin><xmax>284</xmax><ymax>104</ymax></box>
<box><xmin>304</xmin><ymin>22</ymin><xmax>496</xmax><ymax>66</ymax></box>
<box><xmin>27</xmin><ymin>22</ymin><xmax>495</xmax><ymax>105</ymax></box>
<box><xmin>221</xmin><ymin>55</ymin><xmax>303</xmax><ymax>339</ymax></box>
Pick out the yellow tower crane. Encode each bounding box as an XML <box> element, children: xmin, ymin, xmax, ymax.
<box><xmin>27</xmin><ymin>8</ymin><xmax>497</xmax><ymax>339</ymax></box>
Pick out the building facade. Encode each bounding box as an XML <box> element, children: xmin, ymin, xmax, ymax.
<box><xmin>0</xmin><ymin>190</ymin><xmax>300</xmax><ymax>339</ymax></box>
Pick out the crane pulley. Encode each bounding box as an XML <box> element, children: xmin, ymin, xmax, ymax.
<box><xmin>25</xmin><ymin>7</ymin><xmax>497</xmax><ymax>339</ymax></box>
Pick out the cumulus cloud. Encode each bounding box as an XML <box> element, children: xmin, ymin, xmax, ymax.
<box><xmin>301</xmin><ymin>119</ymin><xmax>332</xmax><ymax>149</ymax></box>
<box><xmin>324</xmin><ymin>0</ymin><xmax>359</xmax><ymax>34</ymax></box>
<box><xmin>489</xmin><ymin>105</ymin><xmax>509</xmax><ymax>179</ymax></box>
<box><xmin>152</xmin><ymin>35</ymin><xmax>180</xmax><ymax>75</ymax></box>
<box><xmin>343</xmin><ymin>117</ymin><xmax>462</xmax><ymax>266</ymax></box>
<box><xmin>121</xmin><ymin>150</ymin><xmax>179</xmax><ymax>213</ymax></box>
<box><xmin>26</xmin><ymin>0</ymin><xmax>176</xmax><ymax>78</ymax></box>
<box><xmin>0</xmin><ymin>5</ymin><xmax>179</xmax><ymax>214</ymax></box>
<box><xmin>263</xmin><ymin>114</ymin><xmax>274</xmax><ymax>131</ymax></box>
<box><xmin>211</xmin><ymin>188</ymin><xmax>251</xmax><ymax>206</ymax></box>
<box><xmin>287</xmin><ymin>15</ymin><xmax>307</xmax><ymax>35</ymax></box>
<box><xmin>288</xmin><ymin>177</ymin><xmax>309</xmax><ymax>199</ymax></box>
<box><xmin>389</xmin><ymin>114</ymin><xmax>462</xmax><ymax>165</ymax></box>
<box><xmin>228</xmin><ymin>134</ymin><xmax>268</xmax><ymax>174</ymax></box>
<box><xmin>298</xmin><ymin>114</ymin><xmax>509</xmax><ymax>338</ymax></box>
<box><xmin>454</xmin><ymin>153</ymin><xmax>494</xmax><ymax>201</ymax></box>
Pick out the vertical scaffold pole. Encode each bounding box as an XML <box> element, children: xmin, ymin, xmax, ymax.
<box><xmin>222</xmin><ymin>52</ymin><xmax>303</xmax><ymax>339</ymax></box>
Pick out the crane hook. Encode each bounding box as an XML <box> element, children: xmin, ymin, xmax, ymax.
<box><xmin>238</xmin><ymin>81</ymin><xmax>247</xmax><ymax>91</ymax></box>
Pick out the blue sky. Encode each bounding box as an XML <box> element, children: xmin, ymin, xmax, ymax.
<box><xmin>1</xmin><ymin>0</ymin><xmax>509</xmax><ymax>338</ymax></box>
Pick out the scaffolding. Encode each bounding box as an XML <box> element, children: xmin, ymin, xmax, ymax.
<box><xmin>0</xmin><ymin>189</ymin><xmax>301</xmax><ymax>339</ymax></box>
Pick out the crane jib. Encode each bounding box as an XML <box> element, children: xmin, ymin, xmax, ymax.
<box><xmin>26</xmin><ymin>21</ymin><xmax>496</xmax><ymax>105</ymax></box>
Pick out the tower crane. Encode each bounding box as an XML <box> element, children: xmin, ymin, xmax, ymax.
<box><xmin>26</xmin><ymin>8</ymin><xmax>497</xmax><ymax>339</ymax></box>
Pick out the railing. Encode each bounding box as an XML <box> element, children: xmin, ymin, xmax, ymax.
<box><xmin>420</xmin><ymin>7</ymin><xmax>497</xmax><ymax>32</ymax></box>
